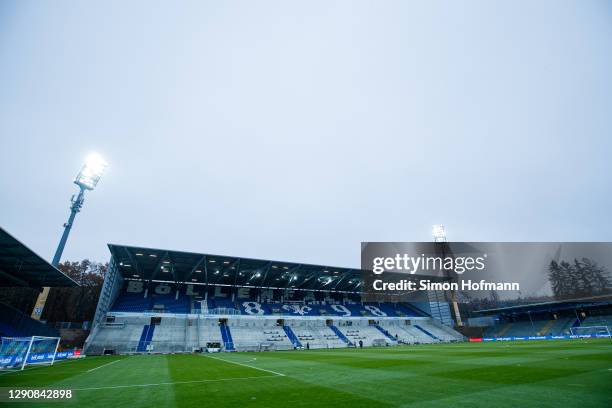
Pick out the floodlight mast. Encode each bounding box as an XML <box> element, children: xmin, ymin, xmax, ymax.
<box><xmin>51</xmin><ymin>154</ymin><xmax>107</xmax><ymax>267</ymax></box>
<box><xmin>431</xmin><ymin>224</ymin><xmax>463</xmax><ymax>327</ymax></box>
<box><xmin>432</xmin><ymin>224</ymin><xmax>446</xmax><ymax>243</ymax></box>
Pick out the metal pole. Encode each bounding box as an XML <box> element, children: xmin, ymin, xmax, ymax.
<box><xmin>51</xmin><ymin>337</ymin><xmax>61</xmax><ymax>366</ymax></box>
<box><xmin>52</xmin><ymin>186</ymin><xmax>86</xmax><ymax>267</ymax></box>
<box><xmin>21</xmin><ymin>337</ymin><xmax>35</xmax><ymax>370</ymax></box>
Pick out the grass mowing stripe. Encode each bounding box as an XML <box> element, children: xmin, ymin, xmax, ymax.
<box><xmin>73</xmin><ymin>374</ymin><xmax>280</xmax><ymax>391</ymax></box>
<box><xmin>2</xmin><ymin>340</ymin><xmax>609</xmax><ymax>407</ymax></box>
<box><xmin>203</xmin><ymin>354</ymin><xmax>286</xmax><ymax>376</ymax></box>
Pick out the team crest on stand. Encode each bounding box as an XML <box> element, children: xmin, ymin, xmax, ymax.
<box><xmin>282</xmin><ymin>304</ymin><xmax>312</xmax><ymax>315</ymax></box>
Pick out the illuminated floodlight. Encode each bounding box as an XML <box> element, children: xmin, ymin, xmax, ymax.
<box><xmin>432</xmin><ymin>224</ymin><xmax>446</xmax><ymax>242</ymax></box>
<box><xmin>74</xmin><ymin>153</ymin><xmax>108</xmax><ymax>190</ymax></box>
<box><xmin>51</xmin><ymin>153</ymin><xmax>109</xmax><ymax>267</ymax></box>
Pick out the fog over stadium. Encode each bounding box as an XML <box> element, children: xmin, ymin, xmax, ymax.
<box><xmin>1</xmin><ymin>1</ymin><xmax>611</xmax><ymax>268</ymax></box>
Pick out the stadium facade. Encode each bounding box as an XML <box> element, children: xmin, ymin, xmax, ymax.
<box><xmin>84</xmin><ymin>244</ymin><xmax>464</xmax><ymax>354</ymax></box>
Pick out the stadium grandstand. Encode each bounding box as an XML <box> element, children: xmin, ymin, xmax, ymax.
<box><xmin>84</xmin><ymin>244</ymin><xmax>464</xmax><ymax>354</ymax></box>
<box><xmin>0</xmin><ymin>226</ymin><xmax>82</xmax><ymax>369</ymax></box>
<box><xmin>0</xmin><ymin>226</ymin><xmax>78</xmax><ymax>338</ymax></box>
<box><xmin>470</xmin><ymin>298</ymin><xmax>612</xmax><ymax>340</ymax></box>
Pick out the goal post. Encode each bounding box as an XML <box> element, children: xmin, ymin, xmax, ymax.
<box><xmin>570</xmin><ymin>326</ymin><xmax>611</xmax><ymax>338</ymax></box>
<box><xmin>0</xmin><ymin>336</ymin><xmax>61</xmax><ymax>370</ymax></box>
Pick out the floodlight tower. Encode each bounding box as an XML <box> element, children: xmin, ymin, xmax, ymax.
<box><xmin>432</xmin><ymin>224</ymin><xmax>446</xmax><ymax>243</ymax></box>
<box><xmin>51</xmin><ymin>153</ymin><xmax>107</xmax><ymax>267</ymax></box>
<box><xmin>32</xmin><ymin>154</ymin><xmax>107</xmax><ymax>320</ymax></box>
<box><xmin>431</xmin><ymin>224</ymin><xmax>463</xmax><ymax>326</ymax></box>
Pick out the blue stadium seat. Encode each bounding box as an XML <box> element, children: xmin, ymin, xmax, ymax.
<box><xmin>111</xmin><ymin>293</ymin><xmax>151</xmax><ymax>312</ymax></box>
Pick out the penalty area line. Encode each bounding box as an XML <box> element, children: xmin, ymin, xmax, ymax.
<box><xmin>203</xmin><ymin>354</ymin><xmax>286</xmax><ymax>377</ymax></box>
<box><xmin>73</xmin><ymin>375</ymin><xmax>280</xmax><ymax>391</ymax></box>
<box><xmin>86</xmin><ymin>358</ymin><xmax>122</xmax><ymax>373</ymax></box>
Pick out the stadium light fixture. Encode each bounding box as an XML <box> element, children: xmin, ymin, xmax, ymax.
<box><xmin>432</xmin><ymin>223</ymin><xmax>463</xmax><ymax>326</ymax></box>
<box><xmin>432</xmin><ymin>224</ymin><xmax>447</xmax><ymax>243</ymax></box>
<box><xmin>51</xmin><ymin>153</ymin><xmax>108</xmax><ymax>267</ymax></box>
<box><xmin>74</xmin><ymin>153</ymin><xmax>108</xmax><ymax>190</ymax></box>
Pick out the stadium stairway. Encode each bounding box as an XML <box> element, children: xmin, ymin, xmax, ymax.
<box><xmin>220</xmin><ymin>324</ymin><xmax>235</xmax><ymax>351</ymax></box>
<box><xmin>374</xmin><ymin>325</ymin><xmax>397</xmax><ymax>343</ymax></box>
<box><xmin>283</xmin><ymin>326</ymin><xmax>303</xmax><ymax>348</ymax></box>
<box><xmin>414</xmin><ymin>324</ymin><xmax>440</xmax><ymax>341</ymax></box>
<box><xmin>538</xmin><ymin>320</ymin><xmax>556</xmax><ymax>335</ymax></box>
<box><xmin>137</xmin><ymin>324</ymin><xmax>155</xmax><ymax>352</ymax></box>
<box><xmin>496</xmin><ymin>323</ymin><xmax>513</xmax><ymax>337</ymax></box>
<box><xmin>329</xmin><ymin>325</ymin><xmax>352</xmax><ymax>346</ymax></box>
<box><xmin>548</xmin><ymin>317</ymin><xmax>573</xmax><ymax>335</ymax></box>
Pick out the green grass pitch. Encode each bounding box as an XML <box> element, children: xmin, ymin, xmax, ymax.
<box><xmin>1</xmin><ymin>339</ymin><xmax>611</xmax><ymax>407</ymax></box>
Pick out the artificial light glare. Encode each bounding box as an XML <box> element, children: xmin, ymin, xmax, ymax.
<box><xmin>74</xmin><ymin>153</ymin><xmax>108</xmax><ymax>190</ymax></box>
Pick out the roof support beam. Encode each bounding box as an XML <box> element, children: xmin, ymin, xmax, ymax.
<box><xmin>186</xmin><ymin>255</ymin><xmax>206</xmax><ymax>282</ymax></box>
<box><xmin>333</xmin><ymin>269</ymin><xmax>354</xmax><ymax>290</ymax></box>
<box><xmin>122</xmin><ymin>247</ymin><xmax>143</xmax><ymax>278</ymax></box>
<box><xmin>150</xmin><ymin>251</ymin><xmax>170</xmax><ymax>283</ymax></box>
<box><xmin>203</xmin><ymin>255</ymin><xmax>209</xmax><ymax>286</ymax></box>
<box><xmin>259</xmin><ymin>262</ymin><xmax>272</xmax><ymax>286</ymax></box>
<box><xmin>232</xmin><ymin>258</ymin><xmax>242</xmax><ymax>287</ymax></box>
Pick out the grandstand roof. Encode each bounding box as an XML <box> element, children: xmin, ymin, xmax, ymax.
<box><xmin>0</xmin><ymin>227</ymin><xmax>79</xmax><ymax>287</ymax></box>
<box><xmin>109</xmin><ymin>244</ymin><xmax>372</xmax><ymax>292</ymax></box>
<box><xmin>475</xmin><ymin>295</ymin><xmax>612</xmax><ymax>315</ymax></box>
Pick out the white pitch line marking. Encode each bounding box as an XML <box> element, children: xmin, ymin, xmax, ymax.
<box><xmin>86</xmin><ymin>359</ymin><xmax>122</xmax><ymax>373</ymax></box>
<box><xmin>73</xmin><ymin>375</ymin><xmax>279</xmax><ymax>391</ymax></box>
<box><xmin>0</xmin><ymin>359</ymin><xmax>71</xmax><ymax>376</ymax></box>
<box><xmin>203</xmin><ymin>354</ymin><xmax>286</xmax><ymax>376</ymax></box>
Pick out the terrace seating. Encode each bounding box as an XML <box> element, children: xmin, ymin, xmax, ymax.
<box><xmin>110</xmin><ymin>287</ymin><xmax>431</xmax><ymax>319</ymax></box>
<box><xmin>111</xmin><ymin>293</ymin><xmax>151</xmax><ymax>312</ymax></box>
<box><xmin>581</xmin><ymin>315</ymin><xmax>612</xmax><ymax>328</ymax></box>
<box><xmin>0</xmin><ymin>302</ymin><xmax>59</xmax><ymax>338</ymax></box>
<box><xmin>150</xmin><ymin>293</ymin><xmax>190</xmax><ymax>314</ymax></box>
<box><xmin>483</xmin><ymin>317</ymin><xmax>584</xmax><ymax>338</ymax></box>
<box><xmin>377</xmin><ymin>322</ymin><xmax>436</xmax><ymax>344</ymax></box>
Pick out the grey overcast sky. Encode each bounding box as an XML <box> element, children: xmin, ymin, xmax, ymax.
<box><xmin>1</xmin><ymin>1</ymin><xmax>611</xmax><ymax>268</ymax></box>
